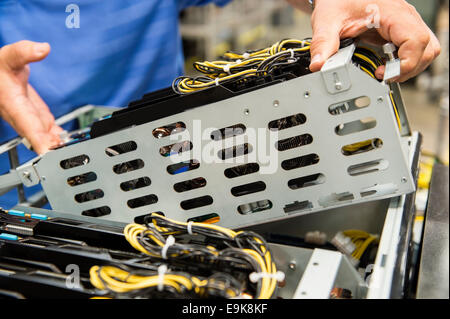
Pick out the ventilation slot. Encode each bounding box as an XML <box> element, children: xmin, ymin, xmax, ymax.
<box><xmin>60</xmin><ymin>155</ymin><xmax>89</xmax><ymax>169</ymax></box>
<box><xmin>342</xmin><ymin>138</ymin><xmax>383</xmax><ymax>156</ymax></box>
<box><xmin>231</xmin><ymin>181</ymin><xmax>266</xmax><ymax>197</ymax></box>
<box><xmin>224</xmin><ymin>163</ymin><xmax>260</xmax><ymax>179</ymax></box>
<box><xmin>181</xmin><ymin>196</ymin><xmax>213</xmax><ymax>210</ymax></box>
<box><xmin>288</xmin><ymin>173</ymin><xmax>325</xmax><ymax>190</ymax></box>
<box><xmin>360</xmin><ymin>183</ymin><xmax>398</xmax><ymax>197</ymax></box>
<box><xmin>174</xmin><ymin>177</ymin><xmax>207</xmax><ymax>193</ymax></box>
<box><xmin>238</xmin><ymin>200</ymin><xmax>272</xmax><ymax>215</ymax></box>
<box><xmin>329</xmin><ymin>96</ymin><xmax>370</xmax><ymax>115</ymax></box>
<box><xmin>160</xmin><ymin>141</ymin><xmax>192</xmax><ymax>157</ymax></box>
<box><xmin>218</xmin><ymin>143</ymin><xmax>252</xmax><ymax>160</ymax></box>
<box><xmin>187</xmin><ymin>213</ymin><xmax>220</xmax><ymax>224</ymax></box>
<box><xmin>82</xmin><ymin>206</ymin><xmax>111</xmax><ymax>217</ymax></box>
<box><xmin>348</xmin><ymin>159</ymin><xmax>389</xmax><ymax>176</ymax></box>
<box><xmin>281</xmin><ymin>154</ymin><xmax>319</xmax><ymax>171</ymax></box>
<box><xmin>167</xmin><ymin>160</ymin><xmax>200</xmax><ymax>175</ymax></box>
<box><xmin>134</xmin><ymin>212</ymin><xmax>165</xmax><ymax>224</ymax></box>
<box><xmin>67</xmin><ymin>172</ymin><xmax>97</xmax><ymax>187</ymax></box>
<box><xmin>211</xmin><ymin>124</ymin><xmax>246</xmax><ymax>141</ymax></box>
<box><xmin>276</xmin><ymin>134</ymin><xmax>313</xmax><ymax>152</ymax></box>
<box><xmin>105</xmin><ymin>141</ymin><xmax>137</xmax><ymax>157</ymax></box>
<box><xmin>74</xmin><ymin>189</ymin><xmax>104</xmax><ymax>203</ymax></box>
<box><xmin>152</xmin><ymin>122</ymin><xmax>186</xmax><ymax>139</ymax></box>
<box><xmin>283</xmin><ymin>200</ymin><xmax>313</xmax><ymax>214</ymax></box>
<box><xmin>120</xmin><ymin>177</ymin><xmax>151</xmax><ymax>192</ymax></box>
<box><xmin>319</xmin><ymin>192</ymin><xmax>355</xmax><ymax>208</ymax></box>
<box><xmin>335</xmin><ymin>118</ymin><xmax>376</xmax><ymax>136</ymax></box>
<box><xmin>268</xmin><ymin>113</ymin><xmax>306</xmax><ymax>131</ymax></box>
<box><xmin>113</xmin><ymin>159</ymin><xmax>144</xmax><ymax>174</ymax></box>
<box><xmin>127</xmin><ymin>194</ymin><xmax>158</xmax><ymax>209</ymax></box>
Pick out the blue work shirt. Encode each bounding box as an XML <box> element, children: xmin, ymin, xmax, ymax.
<box><xmin>0</xmin><ymin>0</ymin><xmax>230</xmax><ymax>208</ymax></box>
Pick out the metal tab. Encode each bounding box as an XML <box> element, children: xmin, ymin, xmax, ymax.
<box><xmin>321</xmin><ymin>44</ymin><xmax>356</xmax><ymax>94</ymax></box>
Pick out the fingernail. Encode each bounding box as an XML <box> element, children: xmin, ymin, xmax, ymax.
<box><xmin>310</xmin><ymin>54</ymin><xmax>322</xmax><ymax>65</ymax></box>
<box><xmin>34</xmin><ymin>43</ymin><xmax>49</xmax><ymax>56</ymax></box>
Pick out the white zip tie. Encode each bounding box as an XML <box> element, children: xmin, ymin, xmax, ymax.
<box><xmin>300</xmin><ymin>40</ymin><xmax>305</xmax><ymax>48</ymax></box>
<box><xmin>223</xmin><ymin>64</ymin><xmax>231</xmax><ymax>74</ymax></box>
<box><xmin>288</xmin><ymin>49</ymin><xmax>295</xmax><ymax>59</ymax></box>
<box><xmin>236</xmin><ymin>59</ymin><xmax>242</xmax><ymax>64</ymax></box>
<box><xmin>187</xmin><ymin>221</ymin><xmax>194</xmax><ymax>235</ymax></box>
<box><xmin>161</xmin><ymin>235</ymin><xmax>175</xmax><ymax>260</ymax></box>
<box><xmin>157</xmin><ymin>264</ymin><xmax>168</xmax><ymax>292</ymax></box>
<box><xmin>215</xmin><ymin>78</ymin><xmax>220</xmax><ymax>86</ymax></box>
<box><xmin>249</xmin><ymin>271</ymin><xmax>285</xmax><ymax>283</ymax></box>
<box><xmin>243</xmin><ymin>52</ymin><xmax>250</xmax><ymax>59</ymax></box>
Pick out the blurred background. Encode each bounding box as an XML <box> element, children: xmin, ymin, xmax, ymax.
<box><xmin>180</xmin><ymin>0</ymin><xmax>449</xmax><ymax>164</ymax></box>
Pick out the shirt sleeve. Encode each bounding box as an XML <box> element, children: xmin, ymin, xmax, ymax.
<box><xmin>178</xmin><ymin>0</ymin><xmax>232</xmax><ymax>11</ymax></box>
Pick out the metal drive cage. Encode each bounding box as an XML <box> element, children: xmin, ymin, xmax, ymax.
<box><xmin>0</xmin><ymin>44</ymin><xmax>415</xmax><ymax>229</ymax></box>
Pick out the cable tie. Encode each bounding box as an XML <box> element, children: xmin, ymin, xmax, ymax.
<box><xmin>249</xmin><ymin>271</ymin><xmax>285</xmax><ymax>283</ymax></box>
<box><xmin>243</xmin><ymin>53</ymin><xmax>250</xmax><ymax>59</ymax></box>
<box><xmin>223</xmin><ymin>64</ymin><xmax>231</xmax><ymax>74</ymax></box>
<box><xmin>187</xmin><ymin>221</ymin><xmax>194</xmax><ymax>235</ymax></box>
<box><xmin>300</xmin><ymin>40</ymin><xmax>305</xmax><ymax>48</ymax></box>
<box><xmin>236</xmin><ymin>59</ymin><xmax>242</xmax><ymax>64</ymax></box>
<box><xmin>161</xmin><ymin>235</ymin><xmax>175</xmax><ymax>260</ymax></box>
<box><xmin>215</xmin><ymin>78</ymin><xmax>220</xmax><ymax>86</ymax></box>
<box><xmin>157</xmin><ymin>264</ymin><xmax>168</xmax><ymax>292</ymax></box>
<box><xmin>288</xmin><ymin>49</ymin><xmax>295</xmax><ymax>59</ymax></box>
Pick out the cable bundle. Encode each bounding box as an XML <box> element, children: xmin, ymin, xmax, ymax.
<box><xmin>90</xmin><ymin>213</ymin><xmax>280</xmax><ymax>299</ymax></box>
<box><xmin>172</xmin><ymin>38</ymin><xmax>311</xmax><ymax>94</ymax></box>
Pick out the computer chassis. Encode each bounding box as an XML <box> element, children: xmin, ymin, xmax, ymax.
<box><xmin>0</xmin><ymin>43</ymin><xmax>414</xmax><ymax>230</ymax></box>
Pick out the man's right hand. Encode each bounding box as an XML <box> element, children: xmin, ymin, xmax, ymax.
<box><xmin>0</xmin><ymin>40</ymin><xmax>62</xmax><ymax>155</ymax></box>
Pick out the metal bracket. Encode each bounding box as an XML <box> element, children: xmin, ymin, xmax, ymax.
<box><xmin>293</xmin><ymin>249</ymin><xmax>342</xmax><ymax>299</ymax></box>
<box><xmin>321</xmin><ymin>44</ymin><xmax>355</xmax><ymax>94</ymax></box>
<box><xmin>16</xmin><ymin>161</ymin><xmax>41</xmax><ymax>187</ymax></box>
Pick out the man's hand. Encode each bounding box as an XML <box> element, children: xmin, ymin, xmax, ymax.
<box><xmin>290</xmin><ymin>0</ymin><xmax>441</xmax><ymax>82</ymax></box>
<box><xmin>0</xmin><ymin>40</ymin><xmax>62</xmax><ymax>155</ymax></box>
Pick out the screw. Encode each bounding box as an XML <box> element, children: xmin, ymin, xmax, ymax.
<box><xmin>401</xmin><ymin>177</ymin><xmax>407</xmax><ymax>183</ymax></box>
<box><xmin>304</xmin><ymin>91</ymin><xmax>310</xmax><ymax>98</ymax></box>
<box><xmin>22</xmin><ymin>171</ymin><xmax>31</xmax><ymax>180</ymax></box>
<box><xmin>377</xmin><ymin>96</ymin><xmax>384</xmax><ymax>103</ymax></box>
<box><xmin>273</xmin><ymin>100</ymin><xmax>280</xmax><ymax>108</ymax></box>
<box><xmin>383</xmin><ymin>42</ymin><xmax>397</xmax><ymax>61</ymax></box>
<box><xmin>335</xmin><ymin>82</ymin><xmax>342</xmax><ymax>90</ymax></box>
<box><xmin>244</xmin><ymin>108</ymin><xmax>250</xmax><ymax>115</ymax></box>
<box><xmin>288</xmin><ymin>261</ymin><xmax>296</xmax><ymax>271</ymax></box>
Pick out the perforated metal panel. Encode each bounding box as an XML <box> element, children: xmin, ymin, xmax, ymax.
<box><xmin>34</xmin><ymin>61</ymin><xmax>415</xmax><ymax>229</ymax></box>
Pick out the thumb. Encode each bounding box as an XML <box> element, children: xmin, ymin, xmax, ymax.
<box><xmin>1</xmin><ymin>40</ymin><xmax>50</xmax><ymax>71</ymax></box>
<box><xmin>309</xmin><ymin>9</ymin><xmax>342</xmax><ymax>72</ymax></box>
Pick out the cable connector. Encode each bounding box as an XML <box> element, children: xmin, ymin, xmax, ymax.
<box><xmin>249</xmin><ymin>271</ymin><xmax>285</xmax><ymax>283</ymax></box>
<box><xmin>331</xmin><ymin>232</ymin><xmax>359</xmax><ymax>267</ymax></box>
<box><xmin>305</xmin><ymin>231</ymin><xmax>327</xmax><ymax>246</ymax></box>
<box><xmin>331</xmin><ymin>231</ymin><xmax>356</xmax><ymax>256</ymax></box>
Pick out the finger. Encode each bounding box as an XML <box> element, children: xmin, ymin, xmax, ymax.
<box><xmin>0</xmin><ymin>40</ymin><xmax>50</xmax><ymax>71</ymax></box>
<box><xmin>412</xmin><ymin>40</ymin><xmax>439</xmax><ymax>76</ymax></box>
<box><xmin>309</xmin><ymin>6</ymin><xmax>343</xmax><ymax>72</ymax></box>
<box><xmin>375</xmin><ymin>11</ymin><xmax>430</xmax><ymax>82</ymax></box>
<box><xmin>27</xmin><ymin>84</ymin><xmax>58</xmax><ymax>132</ymax></box>
<box><xmin>2</xmin><ymin>93</ymin><xmax>59</xmax><ymax>154</ymax></box>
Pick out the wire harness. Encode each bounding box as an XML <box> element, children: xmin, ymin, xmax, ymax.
<box><xmin>89</xmin><ymin>213</ymin><xmax>281</xmax><ymax>299</ymax></box>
